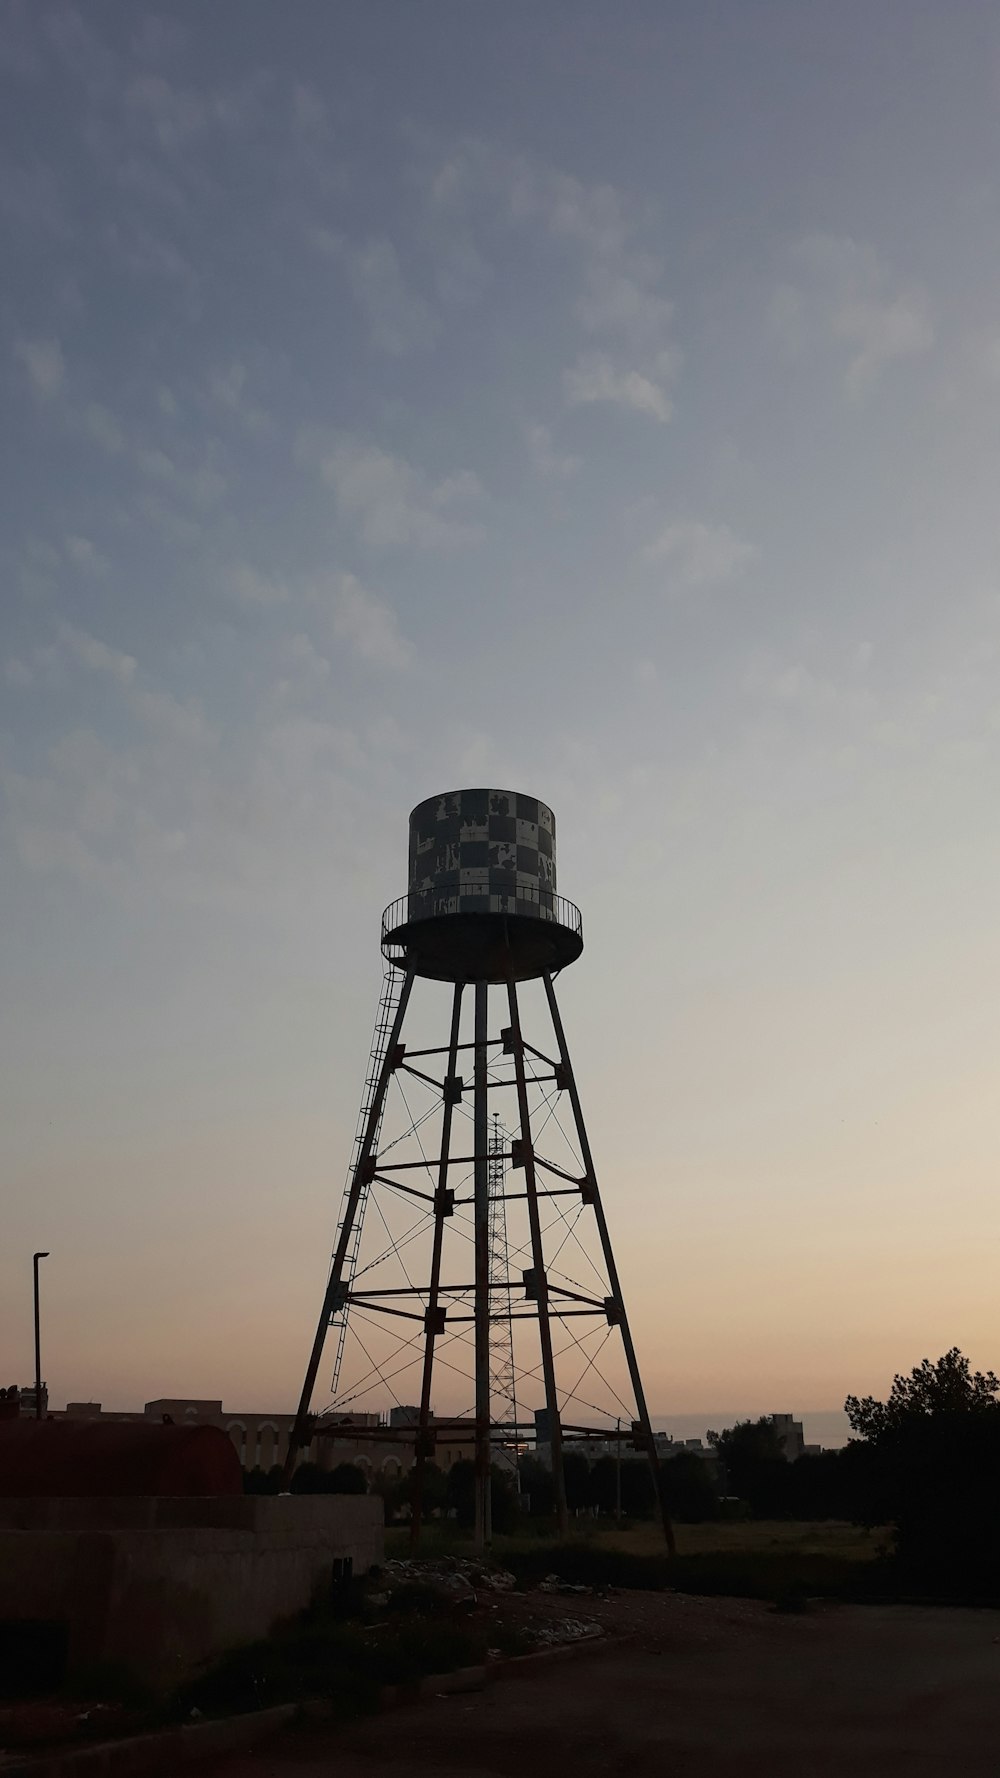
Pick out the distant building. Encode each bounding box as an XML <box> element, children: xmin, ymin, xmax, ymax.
<box><xmin>52</xmin><ymin>1397</ymin><xmax>476</xmax><ymax>1480</ymax></box>
<box><xmin>771</xmin><ymin>1414</ymin><xmax>806</xmax><ymax>1461</ymax></box>
<box><xmin>531</xmin><ymin>1408</ymin><xmax>719</xmax><ymax>1474</ymax></box>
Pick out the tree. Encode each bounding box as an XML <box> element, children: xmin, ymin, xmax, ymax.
<box><xmin>708</xmin><ymin>1418</ymin><xmax>789</xmax><ymax>1514</ymax></box>
<box><xmin>243</xmin><ymin>1464</ymin><xmax>282</xmax><ymax>1495</ymax></box>
<box><xmin>290</xmin><ymin>1459</ymin><xmax>368</xmax><ymax>1495</ymax></box>
<box><xmin>326</xmin><ymin>1461</ymin><xmax>368</xmax><ymax>1494</ymax></box>
<box><xmin>659</xmin><ymin>1452</ymin><xmax>719</xmax><ymax>1523</ymax></box>
<box><xmin>445</xmin><ymin>1458</ymin><xmax>476</xmax><ymax>1527</ymax></box>
<box><xmin>563</xmin><ymin>1451</ymin><xmax>591</xmax><ymax>1512</ymax></box>
<box><xmin>844</xmin><ymin>1349</ymin><xmax>1000</xmax><ymax>1596</ymax></box>
<box><xmin>845</xmin><ymin>1349</ymin><xmax>1000</xmax><ymax>1440</ymax></box>
<box><xmin>441</xmin><ymin>1459</ymin><xmax>519</xmax><ymax>1531</ymax></box>
<box><xmin>518</xmin><ymin>1455</ymin><xmax>555</xmax><ymax>1517</ymax></box>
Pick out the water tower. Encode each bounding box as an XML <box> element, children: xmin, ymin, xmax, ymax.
<box><xmin>286</xmin><ymin>790</ymin><xmax>672</xmax><ymax>1548</ymax></box>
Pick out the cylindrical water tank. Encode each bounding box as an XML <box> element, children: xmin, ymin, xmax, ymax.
<box><xmin>382</xmin><ymin>788</ymin><xmax>582</xmax><ymax>983</ymax></box>
<box><xmin>408</xmin><ymin>788</ymin><xmax>556</xmax><ymax>917</ymax></box>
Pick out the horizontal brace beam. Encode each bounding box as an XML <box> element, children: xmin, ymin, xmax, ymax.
<box><xmin>372</xmin><ymin>1154</ymin><xmax>498</xmax><ymax>1172</ymax></box>
<box><xmin>343</xmin><ymin>1300</ymin><xmax>426</xmax><ymax>1323</ymax></box>
<box><xmin>533</xmin><ymin>1153</ymin><xmax>586</xmax><ymax>1187</ymax></box>
<box><xmin>395</xmin><ymin>1039</ymin><xmax>499</xmax><ymax>1060</ymax></box>
<box><xmin>396</xmin><ymin>1062</ymin><xmax>446</xmax><ymax>1093</ymax></box>
<box><xmin>348</xmin><ymin>1282</ymin><xmax>527</xmax><ymax>1298</ymax></box>
<box><xmin>486</xmin><ymin>1075</ymin><xmax>557</xmax><ymax>1090</ymax></box>
<box><xmin>500</xmin><ymin>1187</ymin><xmax>580</xmax><ymax>1201</ymax></box>
<box><xmin>446</xmin><ymin>1309</ymin><xmax>612</xmax><ymax>1323</ymax></box>
<box><xmin>547</xmin><ymin>1284</ymin><xmax>609</xmax><ymax>1308</ymax></box>
<box><xmin>371</xmin><ymin>1173</ymin><xmax>436</xmax><ymax>1203</ymax></box>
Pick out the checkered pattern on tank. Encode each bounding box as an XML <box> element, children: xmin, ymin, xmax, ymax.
<box><xmin>408</xmin><ymin>789</ymin><xmax>557</xmax><ymax>920</ymax></box>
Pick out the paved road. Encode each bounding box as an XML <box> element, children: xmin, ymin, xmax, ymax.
<box><xmin>207</xmin><ymin>1597</ymin><xmax>1000</xmax><ymax>1777</ymax></box>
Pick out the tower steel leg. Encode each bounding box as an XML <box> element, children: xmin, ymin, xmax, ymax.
<box><xmin>506</xmin><ymin>974</ymin><xmax>569</xmax><ymax>1537</ymax></box>
<box><xmin>473</xmin><ymin>981</ymin><xmax>491</xmax><ymax>1548</ymax></box>
<box><xmin>410</xmin><ymin>981</ymin><xmax>464</xmax><ymax>1548</ymax></box>
<box><xmin>282</xmin><ymin>966</ymin><xmax>416</xmax><ymax>1488</ymax></box>
<box><xmin>542</xmin><ymin>971</ymin><xmax>675</xmax><ymax>1554</ymax></box>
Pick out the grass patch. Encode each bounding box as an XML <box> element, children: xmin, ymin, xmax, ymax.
<box><xmin>391</xmin><ymin>1519</ymin><xmax>889</xmax><ymax>1606</ymax></box>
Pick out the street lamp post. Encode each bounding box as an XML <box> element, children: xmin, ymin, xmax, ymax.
<box><xmin>32</xmin><ymin>1251</ymin><xmax>49</xmax><ymax>1420</ymax></box>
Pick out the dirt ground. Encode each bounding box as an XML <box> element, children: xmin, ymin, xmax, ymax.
<box><xmin>206</xmin><ymin>1589</ymin><xmax>1000</xmax><ymax>1777</ymax></box>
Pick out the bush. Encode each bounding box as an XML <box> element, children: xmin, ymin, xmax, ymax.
<box><xmin>289</xmin><ymin>1460</ymin><xmax>368</xmax><ymax>1495</ymax></box>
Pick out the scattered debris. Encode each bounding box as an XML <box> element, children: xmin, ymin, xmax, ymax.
<box><xmin>380</xmin><ymin>1556</ymin><xmax>518</xmax><ymax>1603</ymax></box>
<box><xmin>531</xmin><ymin>1617</ymin><xmax>602</xmax><ymax>1645</ymax></box>
<box><xmin>539</xmin><ymin>1573</ymin><xmax>591</xmax><ymax>1594</ymax></box>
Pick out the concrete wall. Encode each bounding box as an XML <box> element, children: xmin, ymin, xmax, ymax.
<box><xmin>0</xmin><ymin>1495</ymin><xmax>383</xmax><ymax>1692</ymax></box>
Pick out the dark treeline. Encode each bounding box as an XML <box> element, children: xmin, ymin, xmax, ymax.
<box><xmin>244</xmin><ymin>1351</ymin><xmax>1000</xmax><ymax>1598</ymax></box>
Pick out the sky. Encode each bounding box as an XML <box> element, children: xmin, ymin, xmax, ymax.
<box><xmin>2</xmin><ymin>1</ymin><xmax>1000</xmax><ymax>1430</ymax></box>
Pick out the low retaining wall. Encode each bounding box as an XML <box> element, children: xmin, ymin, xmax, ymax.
<box><xmin>0</xmin><ymin>1496</ymin><xmax>383</xmax><ymax>1692</ymax></box>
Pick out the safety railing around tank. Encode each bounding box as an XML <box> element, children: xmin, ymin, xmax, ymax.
<box><xmin>381</xmin><ymin>883</ymin><xmax>582</xmax><ymax>947</ymax></box>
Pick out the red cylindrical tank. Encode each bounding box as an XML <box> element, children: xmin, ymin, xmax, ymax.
<box><xmin>0</xmin><ymin>1420</ymin><xmax>242</xmax><ymax>1497</ymax></box>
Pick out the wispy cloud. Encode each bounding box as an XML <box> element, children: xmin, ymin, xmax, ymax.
<box><xmin>526</xmin><ymin>422</ymin><xmax>580</xmax><ymax>479</ymax></box>
<box><xmin>80</xmin><ymin>401</ymin><xmax>125</xmax><ymax>453</ymax></box>
<box><xmin>424</xmin><ymin>139</ymin><xmax>679</xmax><ymax>422</ymax></box>
<box><xmin>310</xmin><ymin>229</ymin><xmax>438</xmax><ymax>355</ymax></box>
<box><xmin>643</xmin><ymin>520</ymin><xmax>755</xmax><ymax>587</ymax></box>
<box><xmin>223</xmin><ymin>563</ymin><xmax>291</xmax><ymax>609</ymax></box>
<box><xmin>124</xmin><ymin>70</ymin><xmax>270</xmax><ymax>150</ymax></box>
<box><xmin>565</xmin><ymin>352</ymin><xmax>674</xmax><ymax>422</ymax></box>
<box><xmin>298</xmin><ymin>432</ymin><xmax>483</xmax><ymax>551</ymax></box>
<box><xmin>137</xmin><ymin>442</ymin><xmax>227</xmax><ymax>508</ymax></box>
<box><xmin>127</xmin><ymin>684</ymin><xmax>211</xmax><ymax>746</ymax></box>
<box><xmin>327</xmin><ymin>572</ymin><xmax>414</xmax><ymax>670</ymax></box>
<box><xmin>57</xmin><ymin>621</ymin><xmax>136</xmax><ymax>683</ymax></box>
<box><xmin>206</xmin><ymin>362</ymin><xmax>270</xmax><ymax>434</ymax></box>
<box><xmin>64</xmin><ymin>534</ymin><xmax>109</xmax><ymax>578</ymax></box>
<box><xmin>771</xmin><ymin>233</ymin><xmax>933</xmax><ymax>396</ymax></box>
<box><xmin>15</xmin><ymin>336</ymin><xmax>65</xmax><ymax>400</ymax></box>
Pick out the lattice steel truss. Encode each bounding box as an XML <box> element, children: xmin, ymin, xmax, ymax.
<box><xmin>285</xmin><ymin>964</ymin><xmax>673</xmax><ymax>1551</ymax></box>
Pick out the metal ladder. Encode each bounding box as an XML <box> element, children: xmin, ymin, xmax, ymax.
<box><xmin>328</xmin><ymin>962</ymin><xmax>404</xmax><ymax>1399</ymax></box>
<box><xmin>487</xmin><ymin>1112</ymin><xmax>520</xmax><ymax>1465</ymax></box>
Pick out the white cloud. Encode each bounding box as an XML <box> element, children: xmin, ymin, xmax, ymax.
<box><xmin>277</xmin><ymin>632</ymin><xmax>331</xmax><ymax>691</ymax></box>
<box><xmin>57</xmin><ymin>622</ymin><xmax>136</xmax><ymax>683</ymax></box>
<box><xmin>207</xmin><ymin>362</ymin><xmax>269</xmax><ymax>434</ymax></box>
<box><xmin>64</xmin><ymin>534</ymin><xmax>109</xmax><ymax>577</ymax></box>
<box><xmin>564</xmin><ymin>352</ymin><xmax>673</xmax><ymax>422</ymax></box>
<box><xmin>576</xmin><ymin>260</ymin><xmax>673</xmax><ymax>350</ymax></box>
<box><xmin>423</xmin><ymin>140</ymin><xmax>678</xmax><ymax>422</ymax></box>
<box><xmin>15</xmin><ymin>336</ymin><xmax>65</xmax><ymax>400</ymax></box>
<box><xmin>137</xmin><ymin>444</ymin><xmax>227</xmax><ymax>507</ymax></box>
<box><xmin>223</xmin><ymin>563</ymin><xmax>290</xmax><ymax>608</ymax></box>
<box><xmin>125</xmin><ymin>71</ymin><xmax>268</xmax><ymax>150</ymax></box>
<box><xmin>526</xmin><ymin>422</ymin><xmax>580</xmax><ymax>480</ymax></box>
<box><xmin>310</xmin><ymin>230</ymin><xmax>437</xmax><ymax>355</ymax></box>
<box><xmin>774</xmin><ymin>233</ymin><xmax>933</xmax><ymax>395</ymax></box>
<box><xmin>81</xmin><ymin>401</ymin><xmax>125</xmax><ymax>453</ymax></box>
<box><xmin>5</xmin><ymin>657</ymin><xmax>34</xmax><ymax>687</ymax></box>
<box><xmin>643</xmin><ymin>520</ymin><xmax>755</xmax><ymax>587</ymax></box>
<box><xmin>299</xmin><ymin>433</ymin><xmax>483</xmax><ymax>551</ymax></box>
<box><xmin>328</xmin><ymin>573</ymin><xmax>414</xmax><ymax>671</ymax></box>
<box><xmin>835</xmin><ymin>294</ymin><xmax>933</xmax><ymax>397</ymax></box>
<box><xmin>127</xmin><ymin>685</ymin><xmax>211</xmax><ymax>746</ymax></box>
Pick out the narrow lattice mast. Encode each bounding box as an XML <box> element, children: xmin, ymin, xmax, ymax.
<box><xmin>487</xmin><ymin>1112</ymin><xmax>519</xmax><ymax>1478</ymax></box>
